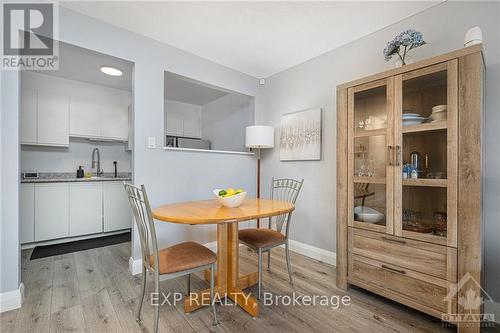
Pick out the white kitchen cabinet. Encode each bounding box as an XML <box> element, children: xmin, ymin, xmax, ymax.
<box><xmin>69</xmin><ymin>183</ymin><xmax>102</xmax><ymax>237</ymax></box>
<box><xmin>103</xmin><ymin>182</ymin><xmax>131</xmax><ymax>232</ymax></box>
<box><xmin>166</xmin><ymin>114</ymin><xmax>184</xmax><ymax>137</ymax></box>
<box><xmin>101</xmin><ymin>104</ymin><xmax>129</xmax><ymax>140</ymax></box>
<box><xmin>20</xmin><ymin>183</ymin><xmax>35</xmax><ymax>243</ymax></box>
<box><xmin>37</xmin><ymin>91</ymin><xmax>69</xmax><ymax>146</ymax></box>
<box><xmin>183</xmin><ymin>117</ymin><xmax>201</xmax><ymax>138</ymax></box>
<box><xmin>20</xmin><ymin>89</ymin><xmax>37</xmax><ymax>144</ymax></box>
<box><xmin>69</xmin><ymin>98</ymin><xmax>128</xmax><ymax>141</ymax></box>
<box><xmin>35</xmin><ymin>183</ymin><xmax>69</xmax><ymax>241</ymax></box>
<box><xmin>69</xmin><ymin>96</ymin><xmax>101</xmax><ymax>138</ymax></box>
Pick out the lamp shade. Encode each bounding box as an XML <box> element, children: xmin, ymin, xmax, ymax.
<box><xmin>245</xmin><ymin>125</ymin><xmax>274</xmax><ymax>148</ymax></box>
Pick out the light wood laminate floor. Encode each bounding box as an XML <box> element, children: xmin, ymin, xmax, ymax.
<box><xmin>1</xmin><ymin>242</ymin><xmax>463</xmax><ymax>332</ymax></box>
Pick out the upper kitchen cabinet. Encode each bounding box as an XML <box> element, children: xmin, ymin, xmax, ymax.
<box><xmin>69</xmin><ymin>96</ymin><xmax>101</xmax><ymax>138</ymax></box>
<box><xmin>100</xmin><ymin>104</ymin><xmax>129</xmax><ymax>140</ymax></box>
<box><xmin>37</xmin><ymin>91</ymin><xmax>70</xmax><ymax>146</ymax></box>
<box><xmin>70</xmin><ymin>97</ymin><xmax>129</xmax><ymax>141</ymax></box>
<box><xmin>20</xmin><ymin>89</ymin><xmax>37</xmax><ymax>144</ymax></box>
<box><xmin>20</xmin><ymin>89</ymin><xmax>70</xmax><ymax>147</ymax></box>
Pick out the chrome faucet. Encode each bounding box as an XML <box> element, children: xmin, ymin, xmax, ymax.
<box><xmin>91</xmin><ymin>148</ymin><xmax>103</xmax><ymax>177</ymax></box>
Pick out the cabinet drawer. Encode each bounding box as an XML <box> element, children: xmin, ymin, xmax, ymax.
<box><xmin>349</xmin><ymin>254</ymin><xmax>451</xmax><ymax>317</ymax></box>
<box><xmin>349</xmin><ymin>228</ymin><xmax>456</xmax><ymax>280</ymax></box>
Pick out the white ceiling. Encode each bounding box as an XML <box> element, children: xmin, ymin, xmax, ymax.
<box><xmin>165</xmin><ymin>72</ymin><xmax>229</xmax><ymax>105</ymax></box>
<box><xmin>34</xmin><ymin>41</ymin><xmax>133</xmax><ymax>91</ymax></box>
<box><xmin>61</xmin><ymin>1</ymin><xmax>440</xmax><ymax>78</ymax></box>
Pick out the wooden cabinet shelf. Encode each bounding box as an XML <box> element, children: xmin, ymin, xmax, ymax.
<box><xmin>401</xmin><ymin>178</ymin><xmax>447</xmax><ymax>187</ymax></box>
<box><xmin>353</xmin><ymin>128</ymin><xmax>386</xmax><ymax>138</ymax></box>
<box><xmin>402</xmin><ymin>120</ymin><xmax>447</xmax><ymax>134</ymax></box>
<box><xmin>353</xmin><ymin>176</ymin><xmax>385</xmax><ymax>184</ymax></box>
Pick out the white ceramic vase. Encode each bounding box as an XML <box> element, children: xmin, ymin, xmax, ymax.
<box><xmin>464</xmin><ymin>26</ymin><xmax>483</xmax><ymax>47</ymax></box>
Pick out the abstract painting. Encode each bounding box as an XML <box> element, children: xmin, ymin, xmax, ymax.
<box><xmin>280</xmin><ymin>108</ymin><xmax>322</xmax><ymax>161</ymax></box>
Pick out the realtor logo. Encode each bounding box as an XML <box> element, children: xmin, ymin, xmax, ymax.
<box><xmin>1</xmin><ymin>2</ymin><xmax>58</xmax><ymax>69</ymax></box>
<box><xmin>442</xmin><ymin>272</ymin><xmax>495</xmax><ymax>327</ymax></box>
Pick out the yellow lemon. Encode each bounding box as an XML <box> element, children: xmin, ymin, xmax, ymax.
<box><xmin>235</xmin><ymin>188</ymin><xmax>244</xmax><ymax>194</ymax></box>
<box><xmin>226</xmin><ymin>188</ymin><xmax>235</xmax><ymax>196</ymax></box>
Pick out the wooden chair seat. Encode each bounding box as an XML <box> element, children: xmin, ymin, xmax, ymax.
<box><xmin>150</xmin><ymin>241</ymin><xmax>216</xmax><ymax>274</ymax></box>
<box><xmin>239</xmin><ymin>228</ymin><xmax>286</xmax><ymax>249</ymax></box>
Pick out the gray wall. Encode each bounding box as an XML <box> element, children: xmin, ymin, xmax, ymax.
<box><xmin>256</xmin><ymin>1</ymin><xmax>500</xmax><ymax>299</ymax></box>
<box><xmin>1</xmin><ymin>70</ymin><xmax>21</xmax><ymax>294</ymax></box>
<box><xmin>202</xmin><ymin>94</ymin><xmax>253</xmax><ymax>152</ymax></box>
<box><xmin>0</xmin><ymin>6</ymin><xmax>258</xmax><ymax>295</ymax></box>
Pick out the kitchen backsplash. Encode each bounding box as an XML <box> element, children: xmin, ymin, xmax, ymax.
<box><xmin>21</xmin><ymin>137</ymin><xmax>132</xmax><ymax>173</ymax></box>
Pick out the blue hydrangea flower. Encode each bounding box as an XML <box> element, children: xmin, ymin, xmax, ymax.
<box><xmin>383</xmin><ymin>29</ymin><xmax>426</xmax><ymax>64</ymax></box>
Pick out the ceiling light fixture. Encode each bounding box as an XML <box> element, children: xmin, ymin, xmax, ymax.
<box><xmin>100</xmin><ymin>66</ymin><xmax>123</xmax><ymax>76</ymax></box>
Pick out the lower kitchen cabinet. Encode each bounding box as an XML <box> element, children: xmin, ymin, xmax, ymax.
<box><xmin>21</xmin><ymin>181</ymin><xmax>131</xmax><ymax>244</ymax></box>
<box><xmin>35</xmin><ymin>183</ymin><xmax>69</xmax><ymax>242</ymax></box>
<box><xmin>103</xmin><ymin>181</ymin><xmax>131</xmax><ymax>232</ymax></box>
<box><xmin>20</xmin><ymin>184</ymin><xmax>35</xmax><ymax>243</ymax></box>
<box><xmin>69</xmin><ymin>183</ymin><xmax>103</xmax><ymax>236</ymax></box>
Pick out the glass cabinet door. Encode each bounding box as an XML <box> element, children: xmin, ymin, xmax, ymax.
<box><xmin>348</xmin><ymin>78</ymin><xmax>394</xmax><ymax>234</ymax></box>
<box><xmin>394</xmin><ymin>61</ymin><xmax>458</xmax><ymax>247</ymax></box>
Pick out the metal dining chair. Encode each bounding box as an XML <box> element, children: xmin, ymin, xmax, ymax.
<box><xmin>123</xmin><ymin>183</ymin><xmax>218</xmax><ymax>332</ymax></box>
<box><xmin>238</xmin><ymin>177</ymin><xmax>304</xmax><ymax>299</ymax></box>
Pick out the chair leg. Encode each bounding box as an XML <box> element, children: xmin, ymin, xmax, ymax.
<box><xmin>285</xmin><ymin>241</ymin><xmax>293</xmax><ymax>287</ymax></box>
<box><xmin>154</xmin><ymin>272</ymin><xmax>160</xmax><ymax>333</ymax></box>
<box><xmin>210</xmin><ymin>264</ymin><xmax>219</xmax><ymax>326</ymax></box>
<box><xmin>258</xmin><ymin>248</ymin><xmax>263</xmax><ymax>299</ymax></box>
<box><xmin>136</xmin><ymin>265</ymin><xmax>147</xmax><ymax>322</ymax></box>
<box><xmin>267</xmin><ymin>249</ymin><xmax>271</xmax><ymax>271</ymax></box>
<box><xmin>187</xmin><ymin>274</ymin><xmax>191</xmax><ymax>296</ymax></box>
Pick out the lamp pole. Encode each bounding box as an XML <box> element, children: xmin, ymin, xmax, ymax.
<box><xmin>256</xmin><ymin>148</ymin><xmax>261</xmax><ymax>228</ymax></box>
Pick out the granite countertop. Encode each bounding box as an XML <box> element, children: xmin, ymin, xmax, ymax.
<box><xmin>21</xmin><ymin>172</ymin><xmax>132</xmax><ymax>183</ymax></box>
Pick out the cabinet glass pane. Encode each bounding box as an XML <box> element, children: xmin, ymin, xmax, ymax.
<box><xmin>354</xmin><ymin>85</ymin><xmax>387</xmax><ymax>134</ymax></box>
<box><xmin>400</xmin><ymin>67</ymin><xmax>449</xmax><ymax>240</ymax></box>
<box><xmin>402</xmin><ymin>186</ymin><xmax>447</xmax><ymax>237</ymax></box>
<box><xmin>353</xmin><ymin>183</ymin><xmax>386</xmax><ymax>227</ymax></box>
<box><xmin>354</xmin><ymin>135</ymin><xmax>386</xmax><ymax>178</ymax></box>
<box><xmin>402</xmin><ymin>69</ymin><xmax>447</xmax><ymax>125</ymax></box>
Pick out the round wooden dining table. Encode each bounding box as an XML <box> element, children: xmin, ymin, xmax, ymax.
<box><xmin>152</xmin><ymin>198</ymin><xmax>294</xmax><ymax>317</ymax></box>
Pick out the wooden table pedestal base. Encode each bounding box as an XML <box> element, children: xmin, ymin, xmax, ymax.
<box><xmin>183</xmin><ymin>222</ymin><xmax>259</xmax><ymax>317</ymax></box>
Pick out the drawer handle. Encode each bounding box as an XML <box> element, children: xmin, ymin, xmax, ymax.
<box><xmin>381</xmin><ymin>236</ymin><xmax>406</xmax><ymax>244</ymax></box>
<box><xmin>381</xmin><ymin>264</ymin><xmax>406</xmax><ymax>275</ymax></box>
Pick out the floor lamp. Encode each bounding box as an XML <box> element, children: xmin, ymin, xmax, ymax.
<box><xmin>245</xmin><ymin>125</ymin><xmax>274</xmax><ymax>228</ymax></box>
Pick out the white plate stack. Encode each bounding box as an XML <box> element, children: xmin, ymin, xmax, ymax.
<box><xmin>430</xmin><ymin>105</ymin><xmax>447</xmax><ymax>121</ymax></box>
<box><xmin>402</xmin><ymin>112</ymin><xmax>428</xmax><ymax>127</ymax></box>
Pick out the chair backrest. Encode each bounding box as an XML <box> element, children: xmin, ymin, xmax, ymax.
<box><xmin>268</xmin><ymin>177</ymin><xmax>304</xmax><ymax>235</ymax></box>
<box><xmin>123</xmin><ymin>183</ymin><xmax>159</xmax><ymax>273</ymax></box>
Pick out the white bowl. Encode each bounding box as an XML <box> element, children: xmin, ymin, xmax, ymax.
<box><xmin>430</xmin><ymin>110</ymin><xmax>447</xmax><ymax>121</ymax></box>
<box><xmin>432</xmin><ymin>105</ymin><xmax>447</xmax><ymax>113</ymax></box>
<box><xmin>354</xmin><ymin>206</ymin><xmax>384</xmax><ymax>223</ymax></box>
<box><xmin>213</xmin><ymin>189</ymin><xmax>247</xmax><ymax>208</ymax></box>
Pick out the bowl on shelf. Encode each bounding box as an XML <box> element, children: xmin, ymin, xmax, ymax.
<box><xmin>430</xmin><ymin>105</ymin><xmax>448</xmax><ymax>121</ymax></box>
<box><xmin>402</xmin><ymin>112</ymin><xmax>428</xmax><ymax>127</ymax></box>
<box><xmin>213</xmin><ymin>189</ymin><xmax>247</xmax><ymax>208</ymax></box>
<box><xmin>354</xmin><ymin>206</ymin><xmax>384</xmax><ymax>223</ymax></box>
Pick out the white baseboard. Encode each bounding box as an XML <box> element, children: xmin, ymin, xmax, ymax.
<box><xmin>128</xmin><ymin>239</ymin><xmax>335</xmax><ymax>275</ymax></box>
<box><xmin>0</xmin><ymin>283</ymin><xmax>24</xmax><ymax>313</ymax></box>
<box><xmin>287</xmin><ymin>240</ymin><xmax>336</xmax><ymax>266</ymax></box>
<box><xmin>485</xmin><ymin>301</ymin><xmax>500</xmax><ymax>324</ymax></box>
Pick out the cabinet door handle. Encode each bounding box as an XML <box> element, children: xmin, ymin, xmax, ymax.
<box><xmin>381</xmin><ymin>264</ymin><xmax>406</xmax><ymax>275</ymax></box>
<box><xmin>395</xmin><ymin>145</ymin><xmax>402</xmax><ymax>166</ymax></box>
<box><xmin>387</xmin><ymin>146</ymin><xmax>393</xmax><ymax>166</ymax></box>
<box><xmin>381</xmin><ymin>236</ymin><xmax>407</xmax><ymax>244</ymax></box>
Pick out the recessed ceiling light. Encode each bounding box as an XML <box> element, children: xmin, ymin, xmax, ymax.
<box><xmin>100</xmin><ymin>66</ymin><xmax>123</xmax><ymax>76</ymax></box>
